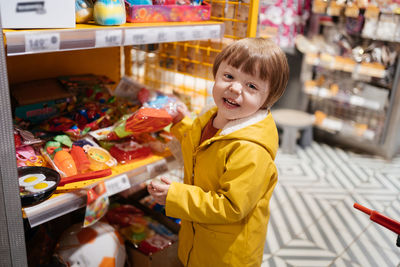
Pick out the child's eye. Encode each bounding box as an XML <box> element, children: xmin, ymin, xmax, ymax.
<box><xmin>247</xmin><ymin>83</ymin><xmax>258</xmax><ymax>90</ymax></box>
<box><xmin>224</xmin><ymin>73</ymin><xmax>233</xmax><ymax>79</ymax></box>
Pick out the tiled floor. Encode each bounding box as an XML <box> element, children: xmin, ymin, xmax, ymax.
<box><xmin>263</xmin><ymin>142</ymin><xmax>400</xmax><ymax>267</ymax></box>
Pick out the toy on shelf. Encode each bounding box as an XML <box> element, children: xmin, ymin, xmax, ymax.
<box><xmin>106</xmin><ymin>107</ymin><xmax>173</xmax><ymax>140</ymax></box>
<box><xmin>94</xmin><ymin>0</ymin><xmax>126</xmax><ymax>25</ymax></box>
<box><xmin>14</xmin><ymin>127</ymin><xmax>45</xmax><ymax>167</ymax></box>
<box><xmin>83</xmin><ymin>144</ymin><xmax>117</xmax><ymax>171</ymax></box>
<box><xmin>76</xmin><ymin>0</ymin><xmax>94</xmax><ymax>23</ymax></box>
<box><xmin>53</xmin><ymin>150</ymin><xmax>78</xmax><ymax>177</ymax></box>
<box><xmin>70</xmin><ymin>145</ymin><xmax>91</xmax><ymax>173</ymax></box>
<box><xmin>109</xmin><ymin>140</ymin><xmax>152</xmax><ymax>163</ymax></box>
<box><xmin>55</xmin><ymin>222</ymin><xmax>126</xmax><ymax>267</ymax></box>
<box><xmin>125</xmin><ymin>0</ymin><xmax>210</xmax><ymax>23</ymax></box>
<box><xmin>16</xmin><ymin>146</ymin><xmax>46</xmax><ymax>167</ymax></box>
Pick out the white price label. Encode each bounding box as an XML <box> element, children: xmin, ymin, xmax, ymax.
<box><xmin>105</xmin><ymin>174</ymin><xmax>130</xmax><ymax>196</ymax></box>
<box><xmin>191</xmin><ymin>26</ymin><xmax>204</xmax><ymax>39</ymax></box>
<box><xmin>25</xmin><ymin>33</ymin><xmax>60</xmax><ymax>53</ymax></box>
<box><xmin>173</xmin><ymin>29</ymin><xmax>188</xmax><ymax>42</ymax></box>
<box><xmin>208</xmin><ymin>25</ymin><xmax>221</xmax><ymax>39</ymax></box>
<box><xmin>349</xmin><ymin>95</ymin><xmax>365</xmax><ymax>107</ymax></box>
<box><xmin>95</xmin><ymin>30</ymin><xmax>122</xmax><ymax>47</ymax></box>
<box><xmin>125</xmin><ymin>28</ymin><xmax>154</xmax><ymax>45</ymax></box>
<box><xmin>147</xmin><ymin>159</ymin><xmax>168</xmax><ymax>177</ymax></box>
<box><xmin>156</xmin><ymin>29</ymin><xmax>168</xmax><ymax>43</ymax></box>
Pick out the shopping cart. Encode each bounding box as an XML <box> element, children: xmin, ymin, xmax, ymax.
<box><xmin>354</xmin><ymin>203</ymin><xmax>400</xmax><ymax>247</ymax></box>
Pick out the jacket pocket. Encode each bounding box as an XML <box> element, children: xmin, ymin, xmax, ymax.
<box><xmin>188</xmin><ymin>223</ymin><xmax>240</xmax><ymax>267</ymax></box>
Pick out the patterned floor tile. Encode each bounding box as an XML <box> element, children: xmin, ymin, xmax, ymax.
<box><xmin>340</xmin><ymin>233</ymin><xmax>400</xmax><ymax>267</ymax></box>
<box><xmin>262</xmin><ymin>255</ymin><xmax>291</xmax><ymax>267</ymax></box>
<box><xmin>273</xmin><ymin>238</ymin><xmax>337</xmax><ymax>267</ymax></box>
<box><xmin>267</xmin><ymin>142</ymin><xmax>400</xmax><ymax>266</ymax></box>
<box><xmin>329</xmin><ymin>257</ymin><xmax>362</xmax><ymax>267</ymax></box>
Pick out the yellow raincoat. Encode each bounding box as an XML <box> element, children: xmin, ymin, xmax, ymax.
<box><xmin>166</xmin><ymin>106</ymin><xmax>278</xmax><ymax>267</ymax></box>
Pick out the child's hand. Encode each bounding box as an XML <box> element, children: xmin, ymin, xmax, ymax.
<box><xmin>172</xmin><ymin>101</ymin><xmax>189</xmax><ymax>124</ymax></box>
<box><xmin>147</xmin><ymin>177</ymin><xmax>171</xmax><ymax>205</ymax></box>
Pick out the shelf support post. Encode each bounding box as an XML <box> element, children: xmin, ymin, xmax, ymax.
<box><xmin>0</xmin><ymin>12</ymin><xmax>28</xmax><ymax>267</ymax></box>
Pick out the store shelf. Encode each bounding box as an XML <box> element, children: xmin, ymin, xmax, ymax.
<box><xmin>304</xmin><ymin>81</ymin><xmax>386</xmax><ymax>111</ymax></box>
<box><xmin>305</xmin><ymin>53</ymin><xmax>386</xmax><ymax>78</ymax></box>
<box><xmin>4</xmin><ymin>21</ymin><xmax>224</xmax><ymax>56</ymax></box>
<box><xmin>23</xmin><ymin>155</ymin><xmax>180</xmax><ymax>228</ymax></box>
<box><xmin>315</xmin><ymin>118</ymin><xmax>376</xmax><ymax>141</ymax></box>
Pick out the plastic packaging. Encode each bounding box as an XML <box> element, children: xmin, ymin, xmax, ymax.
<box><xmin>53</xmin><ymin>150</ymin><xmax>78</xmax><ymax>177</ymax></box>
<box><xmin>70</xmin><ymin>145</ymin><xmax>90</xmax><ymax>173</ymax></box>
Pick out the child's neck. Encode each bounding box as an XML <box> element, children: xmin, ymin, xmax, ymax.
<box><xmin>213</xmin><ymin>113</ymin><xmax>229</xmax><ymax>129</ymax></box>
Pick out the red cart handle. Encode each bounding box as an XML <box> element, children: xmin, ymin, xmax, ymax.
<box><xmin>353</xmin><ymin>203</ymin><xmax>400</xmax><ymax>235</ymax></box>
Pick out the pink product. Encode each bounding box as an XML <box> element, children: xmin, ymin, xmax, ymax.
<box><xmin>259</xmin><ymin>0</ymin><xmax>311</xmax><ymax>48</ymax></box>
<box><xmin>125</xmin><ymin>2</ymin><xmax>210</xmax><ymax>23</ymax></box>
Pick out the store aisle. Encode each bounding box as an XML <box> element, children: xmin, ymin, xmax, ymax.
<box><xmin>263</xmin><ymin>142</ymin><xmax>400</xmax><ymax>267</ymax></box>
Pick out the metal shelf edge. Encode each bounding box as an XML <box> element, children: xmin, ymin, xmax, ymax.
<box><xmin>23</xmin><ymin>155</ymin><xmax>179</xmax><ymax>227</ymax></box>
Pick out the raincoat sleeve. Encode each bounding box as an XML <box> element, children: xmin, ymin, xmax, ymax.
<box><xmin>170</xmin><ymin>116</ymin><xmax>193</xmax><ymax>143</ymax></box>
<box><xmin>165</xmin><ymin>142</ymin><xmax>277</xmax><ymax>224</ymax></box>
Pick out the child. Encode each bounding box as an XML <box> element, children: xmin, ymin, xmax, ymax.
<box><xmin>148</xmin><ymin>37</ymin><xmax>289</xmax><ymax>266</ymax></box>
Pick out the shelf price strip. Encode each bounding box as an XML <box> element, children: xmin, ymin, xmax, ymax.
<box><xmin>124</xmin><ymin>25</ymin><xmax>221</xmax><ymax>45</ymax></box>
<box><xmin>105</xmin><ymin>174</ymin><xmax>131</xmax><ymax>196</ymax></box>
<box><xmin>25</xmin><ymin>33</ymin><xmax>60</xmax><ymax>53</ymax></box>
<box><xmin>95</xmin><ymin>29</ymin><xmax>123</xmax><ymax>48</ymax></box>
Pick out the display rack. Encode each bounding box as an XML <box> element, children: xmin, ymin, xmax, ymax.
<box><xmin>0</xmin><ymin>0</ymin><xmax>260</xmax><ymax>264</ymax></box>
<box><xmin>299</xmin><ymin>11</ymin><xmax>400</xmax><ymax>159</ymax></box>
<box><xmin>0</xmin><ymin>20</ymin><xmax>226</xmax><ymax>267</ymax></box>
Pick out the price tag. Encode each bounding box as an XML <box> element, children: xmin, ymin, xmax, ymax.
<box><xmin>171</xmin><ymin>29</ymin><xmax>188</xmax><ymax>42</ymax></box>
<box><xmin>191</xmin><ymin>26</ymin><xmax>205</xmax><ymax>40</ymax></box>
<box><xmin>124</xmin><ymin>28</ymin><xmax>150</xmax><ymax>45</ymax></box>
<box><xmin>322</xmin><ymin>118</ymin><xmax>343</xmax><ymax>131</ymax></box>
<box><xmin>95</xmin><ymin>30</ymin><xmax>122</xmax><ymax>47</ymax></box>
<box><xmin>350</xmin><ymin>95</ymin><xmax>366</xmax><ymax>106</ymax></box>
<box><xmin>105</xmin><ymin>174</ymin><xmax>130</xmax><ymax>196</ymax></box>
<box><xmin>25</xmin><ymin>33</ymin><xmax>60</xmax><ymax>53</ymax></box>
<box><xmin>147</xmin><ymin>159</ymin><xmax>168</xmax><ymax>178</ymax></box>
<box><xmin>172</xmin><ymin>29</ymin><xmax>187</xmax><ymax>42</ymax></box>
<box><xmin>208</xmin><ymin>25</ymin><xmax>221</xmax><ymax>39</ymax></box>
<box><xmin>156</xmin><ymin>28</ymin><xmax>169</xmax><ymax>43</ymax></box>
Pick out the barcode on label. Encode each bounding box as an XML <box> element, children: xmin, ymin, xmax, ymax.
<box><xmin>105</xmin><ymin>174</ymin><xmax>130</xmax><ymax>196</ymax></box>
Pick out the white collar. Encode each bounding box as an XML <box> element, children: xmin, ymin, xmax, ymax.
<box><xmin>219</xmin><ymin>109</ymin><xmax>269</xmax><ymax>136</ymax></box>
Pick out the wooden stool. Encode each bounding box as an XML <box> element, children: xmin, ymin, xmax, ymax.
<box><xmin>272</xmin><ymin>109</ymin><xmax>314</xmax><ymax>153</ymax></box>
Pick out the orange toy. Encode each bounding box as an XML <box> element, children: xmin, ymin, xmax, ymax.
<box><xmin>70</xmin><ymin>145</ymin><xmax>90</xmax><ymax>173</ymax></box>
<box><xmin>54</xmin><ymin>150</ymin><xmax>78</xmax><ymax>177</ymax></box>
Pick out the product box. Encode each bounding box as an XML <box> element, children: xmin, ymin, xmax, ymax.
<box><xmin>126</xmin><ymin>241</ymin><xmax>182</xmax><ymax>267</ymax></box>
<box><xmin>0</xmin><ymin>0</ymin><xmax>75</xmax><ymax>29</ymax></box>
<box><xmin>11</xmin><ymin>78</ymin><xmax>75</xmax><ymax>123</ymax></box>
<box><xmin>125</xmin><ymin>1</ymin><xmax>210</xmax><ymax>23</ymax></box>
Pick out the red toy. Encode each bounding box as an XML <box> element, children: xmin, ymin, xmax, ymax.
<box><xmin>354</xmin><ymin>203</ymin><xmax>400</xmax><ymax>247</ymax></box>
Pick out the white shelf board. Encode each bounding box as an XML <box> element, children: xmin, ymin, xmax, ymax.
<box><xmin>4</xmin><ymin>21</ymin><xmax>225</xmax><ymax>56</ymax></box>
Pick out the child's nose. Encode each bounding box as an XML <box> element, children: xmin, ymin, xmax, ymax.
<box><xmin>229</xmin><ymin>82</ymin><xmax>242</xmax><ymax>94</ymax></box>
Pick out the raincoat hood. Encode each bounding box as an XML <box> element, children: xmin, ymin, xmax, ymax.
<box><xmin>197</xmin><ymin>106</ymin><xmax>278</xmax><ymax>159</ymax></box>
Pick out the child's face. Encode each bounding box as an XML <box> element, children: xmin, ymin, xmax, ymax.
<box><xmin>213</xmin><ymin>61</ymin><xmax>269</xmax><ymax>123</ymax></box>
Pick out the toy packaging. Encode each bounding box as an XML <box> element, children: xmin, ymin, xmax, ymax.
<box><xmin>125</xmin><ymin>0</ymin><xmax>210</xmax><ymax>23</ymax></box>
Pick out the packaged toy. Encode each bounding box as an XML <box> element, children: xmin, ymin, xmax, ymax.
<box><xmin>76</xmin><ymin>0</ymin><xmax>94</xmax><ymax>23</ymax></box>
<box><xmin>94</xmin><ymin>0</ymin><xmax>126</xmax><ymax>25</ymax></box>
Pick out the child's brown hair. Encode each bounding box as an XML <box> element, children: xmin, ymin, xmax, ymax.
<box><xmin>213</xmin><ymin>37</ymin><xmax>289</xmax><ymax>109</ymax></box>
